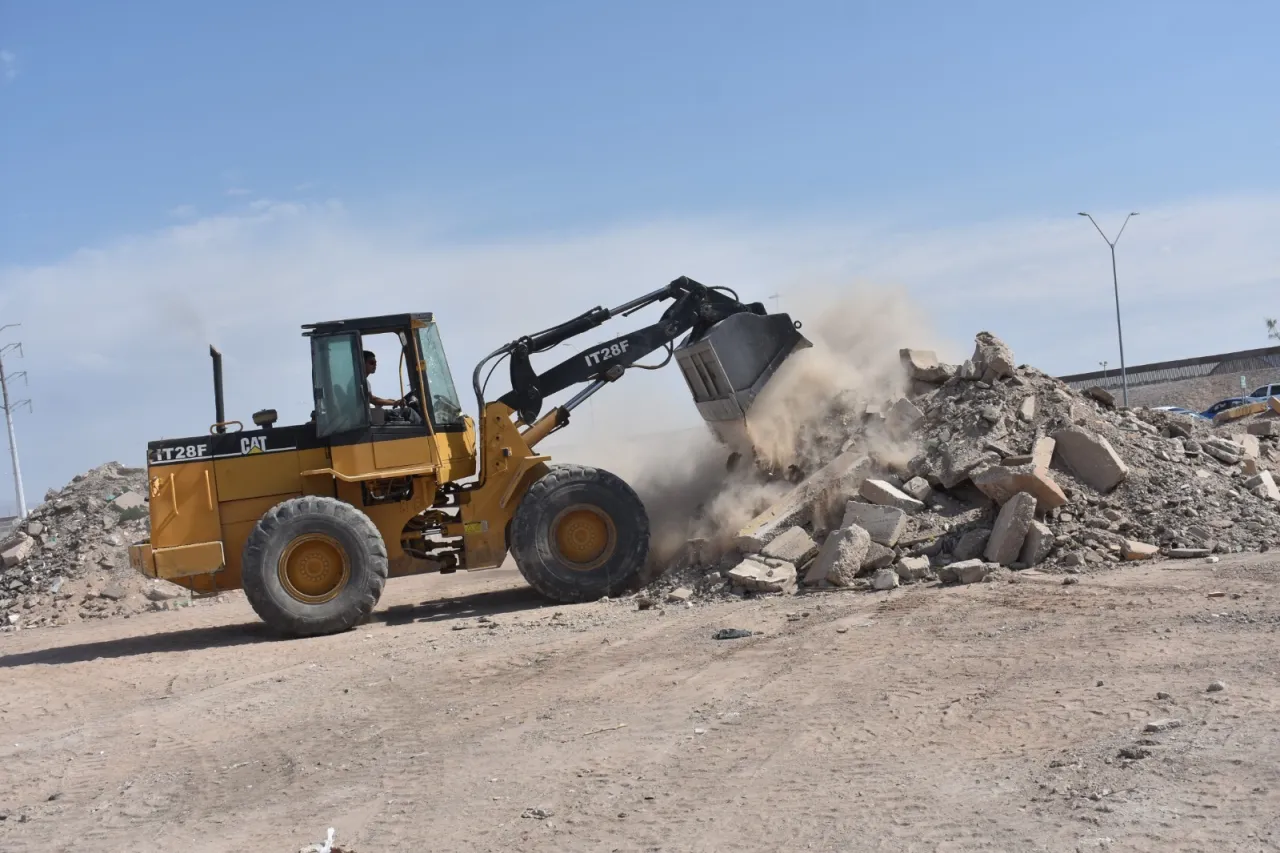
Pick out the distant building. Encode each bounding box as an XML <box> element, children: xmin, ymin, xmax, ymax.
<box><xmin>1058</xmin><ymin>344</ymin><xmax>1280</xmax><ymax>411</ymax></box>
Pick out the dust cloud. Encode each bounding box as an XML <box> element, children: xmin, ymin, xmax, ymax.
<box><xmin>554</xmin><ymin>280</ymin><xmax>951</xmax><ymax>572</ymax></box>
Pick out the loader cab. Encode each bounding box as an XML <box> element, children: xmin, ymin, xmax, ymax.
<box><xmin>302</xmin><ymin>313</ymin><xmax>476</xmax><ymax>481</ymax></box>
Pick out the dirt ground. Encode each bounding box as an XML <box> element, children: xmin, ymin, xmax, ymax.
<box><xmin>2</xmin><ymin>555</ymin><xmax>1280</xmax><ymax>853</ymax></box>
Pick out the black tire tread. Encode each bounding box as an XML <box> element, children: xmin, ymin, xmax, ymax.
<box><xmin>241</xmin><ymin>495</ymin><xmax>388</xmax><ymax>637</ymax></box>
<box><xmin>509</xmin><ymin>463</ymin><xmax>649</xmax><ymax>603</ymax></box>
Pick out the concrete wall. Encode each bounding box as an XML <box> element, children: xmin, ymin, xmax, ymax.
<box><xmin>1121</xmin><ymin>373</ymin><xmax>1274</xmax><ymax>411</ymax></box>
<box><xmin>1060</xmin><ymin>345</ymin><xmax>1280</xmax><ymax>412</ymax></box>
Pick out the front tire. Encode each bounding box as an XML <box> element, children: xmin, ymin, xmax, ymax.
<box><xmin>509</xmin><ymin>464</ymin><xmax>649</xmax><ymax>602</ymax></box>
<box><xmin>241</xmin><ymin>496</ymin><xmax>388</xmax><ymax>637</ymax></box>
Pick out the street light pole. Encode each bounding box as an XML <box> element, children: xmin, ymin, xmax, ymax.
<box><xmin>1079</xmin><ymin>211</ymin><xmax>1139</xmax><ymax>408</ymax></box>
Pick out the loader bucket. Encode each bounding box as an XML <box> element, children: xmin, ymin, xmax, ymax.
<box><xmin>674</xmin><ymin>310</ymin><xmax>811</xmax><ymax>449</ymax></box>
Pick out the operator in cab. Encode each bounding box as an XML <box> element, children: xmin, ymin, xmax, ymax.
<box><xmin>363</xmin><ymin>350</ymin><xmax>401</xmax><ymax>408</ymax></box>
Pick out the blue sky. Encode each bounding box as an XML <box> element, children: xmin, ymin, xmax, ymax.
<box><xmin>1</xmin><ymin>1</ymin><xmax>1279</xmax><ymax>512</ymax></box>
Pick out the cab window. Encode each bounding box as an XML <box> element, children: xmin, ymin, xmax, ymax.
<box><xmin>311</xmin><ymin>333</ymin><xmax>369</xmax><ymax>436</ymax></box>
<box><xmin>416</xmin><ymin>323</ymin><xmax>465</xmax><ymax>429</ymax></box>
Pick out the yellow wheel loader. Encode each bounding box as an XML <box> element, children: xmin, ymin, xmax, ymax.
<box><xmin>128</xmin><ymin>276</ymin><xmax>809</xmax><ymax>636</ymax></box>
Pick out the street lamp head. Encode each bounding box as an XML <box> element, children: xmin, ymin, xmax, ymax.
<box><xmin>1130</xmin><ymin>212</ymin><xmax>1139</xmax><ymax>216</ymax></box>
<box><xmin>1077</xmin><ymin>212</ymin><xmax>1088</xmax><ymax>217</ymax></box>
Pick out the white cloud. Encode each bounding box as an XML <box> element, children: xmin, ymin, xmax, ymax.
<box><xmin>0</xmin><ymin>50</ymin><xmax>18</xmax><ymax>82</ymax></box>
<box><xmin>0</xmin><ymin>192</ymin><xmax>1278</xmax><ymax>511</ymax></box>
<box><xmin>167</xmin><ymin>204</ymin><xmax>198</xmax><ymax>220</ymax></box>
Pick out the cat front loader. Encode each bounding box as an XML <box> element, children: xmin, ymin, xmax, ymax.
<box><xmin>128</xmin><ymin>276</ymin><xmax>809</xmax><ymax>636</ymax></box>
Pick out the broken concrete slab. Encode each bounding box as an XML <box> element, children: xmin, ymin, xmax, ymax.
<box><xmin>1084</xmin><ymin>386</ymin><xmax>1117</xmax><ymax>408</ymax></box>
<box><xmin>971</xmin><ymin>463</ymin><xmax>1068</xmax><ymax>512</ymax></box>
<box><xmin>761</xmin><ymin>526</ymin><xmax>819</xmax><ymax>566</ymax></box>
<box><xmin>1031</xmin><ymin>436</ymin><xmax>1056</xmax><ymax>471</ymax></box>
<box><xmin>1246</xmin><ymin>420</ymin><xmax>1279</xmax><ymax>437</ymax></box>
<box><xmin>841</xmin><ymin>502</ymin><xmax>907</xmax><ymax>546</ymax></box>
<box><xmin>859</xmin><ymin>479</ymin><xmax>925</xmax><ymax>514</ymax></box>
<box><xmin>984</xmin><ymin>491</ymin><xmax>1037</xmax><ymax>566</ymax></box>
<box><xmin>1052</xmin><ymin>427</ymin><xmax>1129</xmax><ymax>492</ymax></box>
<box><xmin>667</xmin><ymin>587</ymin><xmax>694</xmax><ymax>603</ymax></box>
<box><xmin>1019</xmin><ymin>520</ymin><xmax>1054</xmax><ymax>567</ymax></box>
<box><xmin>735</xmin><ymin>450</ymin><xmax>868</xmax><ymax>552</ymax></box>
<box><xmin>1245</xmin><ymin>471</ymin><xmax>1280</xmax><ymax>501</ymax></box>
<box><xmin>1213</xmin><ymin>401</ymin><xmax>1266</xmax><ymax>425</ymax></box>
<box><xmin>1167</xmin><ymin>547</ymin><xmax>1212</xmax><ymax>558</ymax></box>
<box><xmin>1123</xmin><ymin>540</ymin><xmax>1160</xmax><ymax>560</ymax></box>
<box><xmin>806</xmin><ymin>524</ymin><xmax>871</xmax><ymax>587</ymax></box>
<box><xmin>1236</xmin><ymin>433</ymin><xmax>1261</xmax><ymax>460</ymax></box>
<box><xmin>1018</xmin><ymin>396</ymin><xmax>1037</xmax><ymax>422</ymax></box>
<box><xmin>727</xmin><ymin>558</ymin><xmax>797</xmax><ymax>594</ymax></box>
<box><xmin>940</xmin><ymin>558</ymin><xmax>993</xmax><ymax>585</ymax></box>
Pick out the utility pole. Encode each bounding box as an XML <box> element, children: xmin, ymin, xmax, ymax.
<box><xmin>0</xmin><ymin>325</ymin><xmax>30</xmax><ymax>519</ymax></box>
<box><xmin>1079</xmin><ymin>211</ymin><xmax>1139</xmax><ymax>408</ymax></box>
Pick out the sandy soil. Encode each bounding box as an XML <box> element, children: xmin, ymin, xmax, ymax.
<box><xmin>2</xmin><ymin>555</ymin><xmax>1280</xmax><ymax>852</ymax></box>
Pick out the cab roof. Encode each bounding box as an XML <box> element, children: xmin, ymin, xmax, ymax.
<box><xmin>301</xmin><ymin>312</ymin><xmax>434</xmax><ymax>337</ymax></box>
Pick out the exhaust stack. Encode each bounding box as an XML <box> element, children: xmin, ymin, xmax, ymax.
<box><xmin>210</xmin><ymin>345</ymin><xmax>226</xmax><ymax>434</ymax></box>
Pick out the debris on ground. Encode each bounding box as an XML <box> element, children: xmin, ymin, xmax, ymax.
<box><xmin>0</xmin><ymin>462</ymin><xmax>225</xmax><ymax>632</ymax></box>
<box><xmin>640</xmin><ymin>331</ymin><xmax>1280</xmax><ymax>604</ymax></box>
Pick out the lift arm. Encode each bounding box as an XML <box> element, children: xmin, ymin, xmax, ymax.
<box><xmin>474</xmin><ymin>276</ymin><xmax>768</xmax><ymax>433</ymax></box>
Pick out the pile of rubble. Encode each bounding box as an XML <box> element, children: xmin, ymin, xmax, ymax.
<box><xmin>0</xmin><ymin>462</ymin><xmax>201</xmax><ymax>632</ymax></box>
<box><xmin>643</xmin><ymin>332</ymin><xmax>1280</xmax><ymax>603</ymax></box>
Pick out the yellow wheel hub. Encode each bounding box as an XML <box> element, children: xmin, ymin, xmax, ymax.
<box><xmin>278</xmin><ymin>533</ymin><xmax>350</xmax><ymax>604</ymax></box>
<box><xmin>552</xmin><ymin>505</ymin><xmax>616</xmax><ymax>570</ymax></box>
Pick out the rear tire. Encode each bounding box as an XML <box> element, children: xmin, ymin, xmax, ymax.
<box><xmin>241</xmin><ymin>495</ymin><xmax>388</xmax><ymax>637</ymax></box>
<box><xmin>509</xmin><ymin>463</ymin><xmax>649</xmax><ymax>602</ymax></box>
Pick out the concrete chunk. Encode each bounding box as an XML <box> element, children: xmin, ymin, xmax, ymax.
<box><xmin>840</xmin><ymin>502</ymin><xmax>907</xmax><ymax>546</ymax></box>
<box><xmin>805</xmin><ymin>525</ymin><xmax>871</xmax><ymax>587</ymax></box>
<box><xmin>862</xmin><ymin>541</ymin><xmax>896</xmax><ymax>571</ymax></box>
<box><xmin>728</xmin><ymin>558</ymin><xmax>797</xmax><ymax>594</ymax></box>
<box><xmin>953</xmin><ymin>528</ymin><xmax>990</xmax><ymax>561</ymax></box>
<box><xmin>941</xmin><ymin>558</ymin><xmax>993</xmax><ymax>585</ymax></box>
<box><xmin>1051</xmin><ymin>427</ymin><xmax>1129</xmax><ymax>492</ymax></box>
<box><xmin>1019</xmin><ymin>521</ymin><xmax>1054</xmax><ymax>567</ymax></box>
<box><xmin>1123</xmin><ymin>540</ymin><xmax>1160</xmax><ymax>560</ymax></box>
<box><xmin>899</xmin><ymin>348</ymin><xmax>953</xmax><ymax>383</ymax></box>
<box><xmin>902</xmin><ymin>476</ymin><xmax>933</xmax><ymax>503</ymax></box>
<box><xmin>1031</xmin><ymin>436</ymin><xmax>1056</xmax><ymax>471</ymax></box>
<box><xmin>871</xmin><ymin>568</ymin><xmax>900</xmax><ymax>591</ymax></box>
<box><xmin>984</xmin><ymin>491</ymin><xmax>1037</xmax><ymax>566</ymax></box>
<box><xmin>1245</xmin><ymin>471</ymin><xmax>1280</xmax><ymax>501</ymax></box>
<box><xmin>972</xmin><ymin>332</ymin><xmax>1015</xmax><ymax>383</ymax></box>
<box><xmin>859</xmin><ymin>479</ymin><xmax>925</xmax><ymax>513</ymax></box>
<box><xmin>895</xmin><ymin>555</ymin><xmax>932</xmax><ymax>581</ymax></box>
<box><xmin>939</xmin><ymin>444</ymin><xmax>1000</xmax><ymax>489</ymax></box>
<box><xmin>735</xmin><ymin>450</ymin><xmax>868</xmax><ymax>552</ymax></box>
<box><xmin>761</xmin><ymin>526</ymin><xmax>819</xmax><ymax>566</ymax></box>
<box><xmin>971</xmin><ymin>463</ymin><xmax>1068</xmax><ymax>512</ymax></box>
<box><xmin>1084</xmin><ymin>386</ymin><xmax>1116</xmax><ymax>408</ymax></box>
<box><xmin>886</xmin><ymin>398</ymin><xmax>924</xmax><ymax>438</ymax></box>
<box><xmin>1</xmin><ymin>534</ymin><xmax>34</xmax><ymax>568</ymax></box>
<box><xmin>1237</xmin><ymin>433</ymin><xmax>1261</xmax><ymax>460</ymax></box>
<box><xmin>1018</xmin><ymin>396</ymin><xmax>1037</xmax><ymax>422</ymax></box>
<box><xmin>111</xmin><ymin>490</ymin><xmax>146</xmax><ymax>511</ymax></box>
<box><xmin>1246</xmin><ymin>420</ymin><xmax>1279</xmax><ymax>437</ymax></box>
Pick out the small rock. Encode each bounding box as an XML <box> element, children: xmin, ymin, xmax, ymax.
<box><xmin>871</xmin><ymin>568</ymin><xmax>900</xmax><ymax>591</ymax></box>
<box><xmin>1144</xmin><ymin>718</ymin><xmax>1183</xmax><ymax>733</ymax></box>
<box><xmin>99</xmin><ymin>583</ymin><xmax>127</xmax><ymax>601</ymax></box>
<box><xmin>667</xmin><ymin>587</ymin><xmax>693</xmax><ymax>603</ymax></box>
<box><xmin>1156</xmin><ymin>691</ymin><xmax>1172</xmax><ymax>700</ymax></box>
<box><xmin>1207</xmin><ymin>681</ymin><xmax>1226</xmax><ymax>693</ymax></box>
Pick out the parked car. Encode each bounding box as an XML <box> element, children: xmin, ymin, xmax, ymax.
<box><xmin>1201</xmin><ymin>397</ymin><xmax>1252</xmax><ymax>419</ymax></box>
<box><xmin>1246</xmin><ymin>382</ymin><xmax>1280</xmax><ymax>401</ymax></box>
<box><xmin>1151</xmin><ymin>405</ymin><xmax>1204</xmax><ymax>418</ymax></box>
